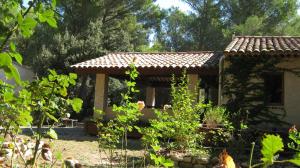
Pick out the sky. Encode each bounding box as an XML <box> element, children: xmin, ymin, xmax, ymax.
<box><xmin>155</xmin><ymin>0</ymin><xmax>192</xmax><ymax>13</ymax></box>
<box><xmin>155</xmin><ymin>0</ymin><xmax>300</xmax><ymax>15</ymax></box>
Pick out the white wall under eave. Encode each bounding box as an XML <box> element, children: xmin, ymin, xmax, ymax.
<box><xmin>221</xmin><ymin>57</ymin><xmax>300</xmax><ymax>127</ymax></box>
<box><xmin>282</xmin><ymin>70</ymin><xmax>300</xmax><ymax>126</ymax></box>
<box><xmin>94</xmin><ymin>73</ymin><xmax>108</xmax><ymax>119</ymax></box>
<box><xmin>275</xmin><ymin>57</ymin><xmax>300</xmax><ymax>127</ymax></box>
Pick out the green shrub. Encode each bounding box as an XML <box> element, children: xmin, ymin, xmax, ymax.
<box><xmin>141</xmin><ymin>71</ymin><xmax>205</xmax><ymax>155</ymax></box>
<box><xmin>203</xmin><ymin>106</ymin><xmax>228</xmax><ymax>128</ymax></box>
<box><xmin>96</xmin><ymin>62</ymin><xmax>142</xmax><ymax>167</ymax></box>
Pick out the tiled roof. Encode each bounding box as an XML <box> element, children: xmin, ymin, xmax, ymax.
<box><xmin>225</xmin><ymin>36</ymin><xmax>300</xmax><ymax>55</ymax></box>
<box><xmin>71</xmin><ymin>52</ymin><xmax>221</xmax><ymax>70</ymax></box>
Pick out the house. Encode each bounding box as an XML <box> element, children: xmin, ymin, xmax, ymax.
<box><xmin>72</xmin><ymin>36</ymin><xmax>300</xmax><ymax>127</ymax></box>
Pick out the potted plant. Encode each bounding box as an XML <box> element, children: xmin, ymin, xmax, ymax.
<box><xmin>203</xmin><ymin>106</ymin><xmax>227</xmax><ymax>129</ymax></box>
<box><xmin>84</xmin><ymin>118</ymin><xmax>98</xmax><ymax>135</ymax></box>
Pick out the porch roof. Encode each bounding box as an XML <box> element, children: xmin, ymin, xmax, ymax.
<box><xmin>71</xmin><ymin>52</ymin><xmax>221</xmax><ymax>75</ymax></box>
<box><xmin>225</xmin><ymin>36</ymin><xmax>300</xmax><ymax>56</ymax></box>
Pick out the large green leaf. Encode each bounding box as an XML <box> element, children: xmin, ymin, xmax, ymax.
<box><xmin>19</xmin><ymin>17</ymin><xmax>37</xmax><ymax>38</ymax></box>
<box><xmin>289</xmin><ymin>153</ymin><xmax>300</xmax><ymax>166</ymax></box>
<box><xmin>261</xmin><ymin>134</ymin><xmax>284</xmax><ymax>166</ymax></box>
<box><xmin>38</xmin><ymin>10</ymin><xmax>57</xmax><ymax>28</ymax></box>
<box><xmin>51</xmin><ymin>0</ymin><xmax>57</xmax><ymax>8</ymax></box>
<box><xmin>10</xmin><ymin>42</ymin><xmax>16</xmax><ymax>52</ymax></box>
<box><xmin>0</xmin><ymin>52</ymin><xmax>13</xmax><ymax>66</ymax></box>
<box><xmin>11</xmin><ymin>52</ymin><xmax>22</xmax><ymax>65</ymax></box>
<box><xmin>68</xmin><ymin>98</ymin><xmax>83</xmax><ymax>113</ymax></box>
<box><xmin>47</xmin><ymin>128</ymin><xmax>58</xmax><ymax>139</ymax></box>
<box><xmin>45</xmin><ymin>112</ymin><xmax>58</xmax><ymax>122</ymax></box>
<box><xmin>3</xmin><ymin>91</ymin><xmax>14</xmax><ymax>102</ymax></box>
<box><xmin>8</xmin><ymin>64</ymin><xmax>21</xmax><ymax>85</ymax></box>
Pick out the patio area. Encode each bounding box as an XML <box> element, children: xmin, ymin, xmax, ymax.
<box><xmin>72</xmin><ymin>52</ymin><xmax>221</xmax><ymax>120</ymax></box>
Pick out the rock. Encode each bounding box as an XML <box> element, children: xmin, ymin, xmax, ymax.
<box><xmin>241</xmin><ymin>162</ymin><xmax>249</xmax><ymax>168</ymax></box>
<box><xmin>193</xmin><ymin>164</ymin><xmax>206</xmax><ymax>168</ymax></box>
<box><xmin>210</xmin><ymin>156</ymin><xmax>219</xmax><ymax>164</ymax></box>
<box><xmin>179</xmin><ymin>162</ymin><xmax>193</xmax><ymax>168</ymax></box>
<box><xmin>194</xmin><ymin>156</ymin><xmax>209</xmax><ymax>164</ymax></box>
<box><xmin>170</xmin><ymin>153</ymin><xmax>184</xmax><ymax>162</ymax></box>
<box><xmin>183</xmin><ymin>156</ymin><xmax>192</xmax><ymax>162</ymax></box>
<box><xmin>64</xmin><ymin>157</ymin><xmax>80</xmax><ymax>168</ymax></box>
<box><xmin>173</xmin><ymin>161</ymin><xmax>179</xmax><ymax>167</ymax></box>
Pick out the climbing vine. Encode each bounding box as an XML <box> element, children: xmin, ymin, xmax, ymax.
<box><xmin>223</xmin><ymin>54</ymin><xmax>286</xmax><ymax>128</ymax></box>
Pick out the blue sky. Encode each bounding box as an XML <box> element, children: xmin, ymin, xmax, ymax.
<box><xmin>155</xmin><ymin>0</ymin><xmax>191</xmax><ymax>13</ymax></box>
<box><xmin>155</xmin><ymin>0</ymin><xmax>300</xmax><ymax>15</ymax></box>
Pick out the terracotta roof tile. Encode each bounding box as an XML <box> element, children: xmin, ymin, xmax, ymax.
<box><xmin>71</xmin><ymin>52</ymin><xmax>222</xmax><ymax>70</ymax></box>
<box><xmin>225</xmin><ymin>36</ymin><xmax>300</xmax><ymax>55</ymax></box>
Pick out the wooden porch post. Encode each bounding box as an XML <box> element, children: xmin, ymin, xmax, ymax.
<box><xmin>187</xmin><ymin>74</ymin><xmax>199</xmax><ymax>102</ymax></box>
<box><xmin>94</xmin><ymin>73</ymin><xmax>108</xmax><ymax>118</ymax></box>
<box><xmin>146</xmin><ymin>87</ymin><xmax>155</xmax><ymax>107</ymax></box>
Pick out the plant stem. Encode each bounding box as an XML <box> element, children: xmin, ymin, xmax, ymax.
<box><xmin>125</xmin><ymin>127</ymin><xmax>128</xmax><ymax>168</ymax></box>
<box><xmin>251</xmin><ymin>163</ymin><xmax>264</xmax><ymax>168</ymax></box>
<box><xmin>13</xmin><ymin>138</ymin><xmax>27</xmax><ymax>165</ymax></box>
<box><xmin>249</xmin><ymin>142</ymin><xmax>255</xmax><ymax>168</ymax></box>
<box><xmin>32</xmin><ymin>114</ymin><xmax>46</xmax><ymax>166</ymax></box>
<box><xmin>0</xmin><ymin>122</ymin><xmax>11</xmax><ymax>151</ymax></box>
<box><xmin>0</xmin><ymin>0</ymin><xmax>37</xmax><ymax>52</ymax></box>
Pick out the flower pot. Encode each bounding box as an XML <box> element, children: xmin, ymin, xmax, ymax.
<box><xmin>84</xmin><ymin>121</ymin><xmax>98</xmax><ymax>135</ymax></box>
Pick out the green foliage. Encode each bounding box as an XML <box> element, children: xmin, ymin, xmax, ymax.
<box><xmin>47</xmin><ymin>128</ymin><xmax>58</xmax><ymax>140</ymax></box>
<box><xmin>249</xmin><ymin>131</ymin><xmax>300</xmax><ymax>168</ymax></box>
<box><xmin>141</xmin><ymin>70</ymin><xmax>204</xmax><ymax>162</ymax></box>
<box><xmin>0</xmin><ymin>69</ymin><xmax>82</xmax><ymax>167</ymax></box>
<box><xmin>0</xmin><ymin>80</ymin><xmax>32</xmax><ymax>134</ymax></box>
<box><xmin>287</xmin><ymin>126</ymin><xmax>300</xmax><ymax>166</ymax></box>
<box><xmin>68</xmin><ymin>98</ymin><xmax>83</xmax><ymax>113</ymax></box>
<box><xmin>289</xmin><ymin>127</ymin><xmax>300</xmax><ymax>152</ymax></box>
<box><xmin>18</xmin><ymin>1</ymin><xmax>162</xmax><ymax>115</ymax></box>
<box><xmin>97</xmin><ymin>62</ymin><xmax>142</xmax><ymax>166</ymax></box>
<box><xmin>156</xmin><ymin>8</ymin><xmax>195</xmax><ymax>51</ymax></box>
<box><xmin>154</xmin><ymin>0</ymin><xmax>300</xmax><ymax>51</ymax></box>
<box><xmin>203</xmin><ymin>106</ymin><xmax>228</xmax><ymax>127</ymax></box>
<box><xmin>150</xmin><ymin>153</ymin><xmax>174</xmax><ymax>168</ymax></box>
<box><xmin>25</xmin><ymin>70</ymin><xmax>82</xmax><ymax>166</ymax></box>
<box><xmin>28</xmin><ymin>70</ymin><xmax>82</xmax><ymax>124</ymax></box>
<box><xmin>0</xmin><ymin>0</ymin><xmax>57</xmax><ymax>83</ymax></box>
<box><xmin>20</xmin><ymin>0</ymin><xmax>161</xmax><ymax>75</ymax></box>
<box><xmin>261</xmin><ymin>134</ymin><xmax>284</xmax><ymax>167</ymax></box>
<box><xmin>223</xmin><ymin>55</ymin><xmax>287</xmax><ymax>127</ymax></box>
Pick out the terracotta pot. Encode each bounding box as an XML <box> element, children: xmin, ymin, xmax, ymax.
<box><xmin>84</xmin><ymin>121</ymin><xmax>98</xmax><ymax>135</ymax></box>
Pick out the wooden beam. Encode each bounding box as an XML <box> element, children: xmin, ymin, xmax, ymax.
<box><xmin>94</xmin><ymin>73</ymin><xmax>108</xmax><ymax>118</ymax></box>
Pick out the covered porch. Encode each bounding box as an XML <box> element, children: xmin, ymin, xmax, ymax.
<box><xmin>72</xmin><ymin>52</ymin><xmax>222</xmax><ymax>121</ymax></box>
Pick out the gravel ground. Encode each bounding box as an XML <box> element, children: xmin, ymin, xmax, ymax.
<box><xmin>20</xmin><ymin>126</ymin><xmax>145</xmax><ymax>167</ymax></box>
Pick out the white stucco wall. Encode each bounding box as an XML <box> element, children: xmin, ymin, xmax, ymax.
<box><xmin>221</xmin><ymin>57</ymin><xmax>300</xmax><ymax>127</ymax></box>
<box><xmin>277</xmin><ymin>57</ymin><xmax>300</xmax><ymax>126</ymax></box>
<box><xmin>0</xmin><ymin>63</ymin><xmax>35</xmax><ymax>85</ymax></box>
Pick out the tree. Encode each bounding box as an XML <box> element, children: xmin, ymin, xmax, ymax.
<box><xmin>0</xmin><ymin>0</ymin><xmax>57</xmax><ymax>84</ymax></box>
<box><xmin>156</xmin><ymin>8</ymin><xmax>194</xmax><ymax>51</ymax></box>
<box><xmin>18</xmin><ymin>0</ymin><xmax>163</xmax><ymax>118</ymax></box>
<box><xmin>184</xmin><ymin>0</ymin><xmax>226</xmax><ymax>50</ymax></box>
<box><xmin>20</xmin><ymin>0</ymin><xmax>162</xmax><ymax>74</ymax></box>
<box><xmin>153</xmin><ymin>0</ymin><xmax>300</xmax><ymax>51</ymax></box>
<box><xmin>223</xmin><ymin>0</ymin><xmax>299</xmax><ymax>35</ymax></box>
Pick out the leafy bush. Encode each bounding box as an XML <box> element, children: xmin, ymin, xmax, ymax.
<box><xmin>0</xmin><ymin>70</ymin><xmax>83</xmax><ymax>167</ymax></box>
<box><xmin>248</xmin><ymin>127</ymin><xmax>300</xmax><ymax>168</ymax></box>
<box><xmin>97</xmin><ymin>62</ymin><xmax>143</xmax><ymax>167</ymax></box>
<box><xmin>203</xmin><ymin>106</ymin><xmax>228</xmax><ymax>128</ymax></box>
<box><xmin>138</xmin><ymin>71</ymin><xmax>205</xmax><ymax>167</ymax></box>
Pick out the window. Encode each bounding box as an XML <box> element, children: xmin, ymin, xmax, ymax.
<box><xmin>264</xmin><ymin>73</ymin><xmax>284</xmax><ymax>105</ymax></box>
<box><xmin>155</xmin><ymin>87</ymin><xmax>171</xmax><ymax>108</ymax></box>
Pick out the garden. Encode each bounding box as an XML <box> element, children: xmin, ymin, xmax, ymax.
<box><xmin>1</xmin><ymin>0</ymin><xmax>300</xmax><ymax>168</ymax></box>
<box><xmin>1</xmin><ymin>62</ymin><xmax>300</xmax><ymax>167</ymax></box>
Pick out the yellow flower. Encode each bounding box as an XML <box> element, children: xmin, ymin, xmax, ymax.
<box><xmin>137</xmin><ymin>101</ymin><xmax>145</xmax><ymax>111</ymax></box>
